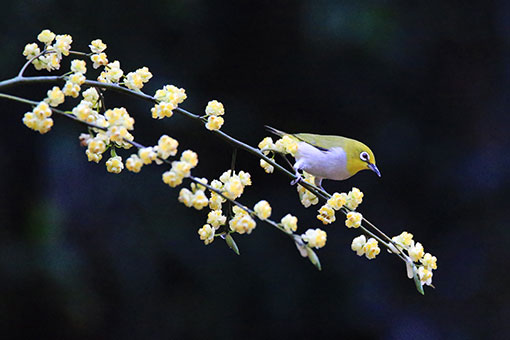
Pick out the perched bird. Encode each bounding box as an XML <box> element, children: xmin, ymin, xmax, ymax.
<box><xmin>266</xmin><ymin>126</ymin><xmax>381</xmax><ymax>189</ymax></box>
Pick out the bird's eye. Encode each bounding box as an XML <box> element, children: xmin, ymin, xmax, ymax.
<box><xmin>360</xmin><ymin>151</ymin><xmax>370</xmax><ymax>161</ymax></box>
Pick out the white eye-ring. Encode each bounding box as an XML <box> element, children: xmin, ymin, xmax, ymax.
<box><xmin>360</xmin><ymin>151</ymin><xmax>370</xmax><ymax>162</ymax></box>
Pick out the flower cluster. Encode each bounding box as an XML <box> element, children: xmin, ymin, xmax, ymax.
<box><xmin>257</xmin><ymin>135</ymin><xmax>298</xmax><ymax>157</ymax></box>
<box><xmin>280</xmin><ymin>214</ymin><xmax>298</xmax><ymax>234</ymax></box>
<box><xmin>314</xmin><ymin>188</ymin><xmax>363</xmax><ymax>225</ymax></box>
<box><xmin>125</xmin><ymin>67</ymin><xmax>153</xmax><ymax>91</ymax></box>
<box><xmin>204</xmin><ymin>100</ymin><xmax>225</xmax><ymax>131</ymax></box>
<box><xmin>44</xmin><ymin>86</ymin><xmax>65</xmax><ymax>107</ymax></box>
<box><xmin>198</xmin><ymin>224</ymin><xmax>215</xmax><ymax>245</ymax></box>
<box><xmin>151</xmin><ymin>85</ymin><xmax>187</xmax><ymax>119</ymax></box>
<box><xmin>162</xmin><ymin>150</ymin><xmax>199</xmax><ymax>187</ymax></box>
<box><xmin>216</xmin><ymin>169</ymin><xmax>252</xmax><ymax>200</ymax></box>
<box><xmin>98</xmin><ymin>60</ymin><xmax>123</xmax><ymax>83</ymax></box>
<box><xmin>391</xmin><ymin>231</ymin><xmax>438</xmax><ymax>287</ymax></box>
<box><xmin>297</xmin><ymin>172</ymin><xmax>319</xmax><ymax>207</ymax></box>
<box><xmin>229</xmin><ymin>206</ymin><xmax>257</xmax><ymax>234</ymax></box>
<box><xmin>22</xmin><ymin>101</ymin><xmax>53</xmax><ymax>134</ymax></box>
<box><xmin>178</xmin><ymin>179</ymin><xmax>210</xmax><ymax>210</ymax></box>
<box><xmin>23</xmin><ymin>29</ymin><xmax>72</xmax><ymax>72</ymax></box>
<box><xmin>351</xmin><ymin>235</ymin><xmax>381</xmax><ymax>259</ymax></box>
<box><xmin>254</xmin><ymin>200</ymin><xmax>272</xmax><ymax>220</ymax></box>
<box><xmin>301</xmin><ymin>228</ymin><xmax>327</xmax><ymax>249</ymax></box>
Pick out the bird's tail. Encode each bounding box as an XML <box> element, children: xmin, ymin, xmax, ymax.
<box><xmin>264</xmin><ymin>125</ymin><xmax>287</xmax><ymax>137</ymax></box>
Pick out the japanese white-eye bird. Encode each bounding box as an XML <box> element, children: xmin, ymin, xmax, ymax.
<box><xmin>266</xmin><ymin>126</ymin><xmax>381</xmax><ymax>188</ymax></box>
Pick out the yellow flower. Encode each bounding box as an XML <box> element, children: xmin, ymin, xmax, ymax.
<box><xmin>139</xmin><ymin>147</ymin><xmax>157</xmax><ymax>165</ymax></box>
<box><xmin>223</xmin><ymin>176</ymin><xmax>243</xmax><ymax>199</ymax></box>
<box><xmin>178</xmin><ymin>188</ymin><xmax>194</xmax><ymax>207</ymax></box>
<box><xmin>259</xmin><ymin>159</ymin><xmax>274</xmax><ymax>173</ymax></box>
<box><xmin>154</xmin><ymin>85</ymin><xmax>187</xmax><ymax>106</ymax></box>
<box><xmin>126</xmin><ymin>154</ymin><xmax>144</xmax><ymax>173</ymax></box>
<box><xmin>82</xmin><ymin>88</ymin><xmax>99</xmax><ymax>105</ymax></box>
<box><xmin>33</xmin><ymin>101</ymin><xmax>52</xmax><ymax>119</ymax></box>
<box><xmin>69</xmin><ymin>72</ymin><xmax>86</xmax><ymax>85</ymax></box>
<box><xmin>91</xmin><ymin>52</ymin><xmax>108</xmax><ymax>69</ymax></box>
<box><xmin>53</xmin><ymin>34</ymin><xmax>72</xmax><ymax>56</ymax></box>
<box><xmin>232</xmin><ymin>206</ymin><xmax>248</xmax><ymax>216</ymax></box>
<box><xmin>162</xmin><ymin>170</ymin><xmax>183</xmax><ymax>188</ymax></box>
<box><xmin>70</xmin><ymin>59</ymin><xmax>87</xmax><ymax>74</ymax></box>
<box><xmin>136</xmin><ymin>67</ymin><xmax>152</xmax><ymax>82</ymax></box>
<box><xmin>418</xmin><ymin>266</ymin><xmax>433</xmax><ymax>286</ymax></box>
<box><xmin>345</xmin><ymin>187</ymin><xmax>364</xmax><ymax>210</ymax></box>
<box><xmin>238</xmin><ymin>171</ymin><xmax>252</xmax><ymax>186</ymax></box>
<box><xmin>207</xmin><ymin>210</ymin><xmax>226</xmax><ymax>229</ymax></box>
<box><xmin>205</xmin><ymin>115</ymin><xmax>224</xmax><ymax>131</ymax></box>
<box><xmin>254</xmin><ymin>200</ymin><xmax>272</xmax><ymax>220</ymax></box>
<box><xmin>22</xmin><ymin>102</ymin><xmax>53</xmax><ymax>134</ymax></box>
<box><xmin>106</xmin><ymin>155</ymin><xmax>123</xmax><ymax>174</ymax></box>
<box><xmin>151</xmin><ymin>102</ymin><xmax>176</xmax><ymax>119</ymax></box>
<box><xmin>198</xmin><ymin>224</ymin><xmax>215</xmax><ymax>245</ymax></box>
<box><xmin>345</xmin><ymin>212</ymin><xmax>362</xmax><ymax>228</ymax></box>
<box><xmin>157</xmin><ymin>135</ymin><xmax>179</xmax><ymax>159</ymax></box>
<box><xmin>351</xmin><ymin>235</ymin><xmax>367</xmax><ymax>256</ymax></box>
<box><xmin>181</xmin><ymin>150</ymin><xmax>198</xmax><ymax>167</ymax></box>
<box><xmin>72</xmin><ymin>101</ymin><xmax>96</xmax><ymax>123</ymax></box>
<box><xmin>209</xmin><ymin>192</ymin><xmax>224</xmax><ymax>210</ymax></box>
<box><xmin>301</xmin><ymin>228</ymin><xmax>327</xmax><ymax>249</ymax></box>
<box><xmin>317</xmin><ymin>204</ymin><xmax>336</xmax><ymax>225</ymax></box>
<box><xmin>104</xmin><ymin>107</ymin><xmax>134</xmax><ymax>130</ymax></box>
<box><xmin>229</xmin><ymin>212</ymin><xmax>257</xmax><ymax>234</ymax></box>
<box><xmin>45</xmin><ymin>86</ymin><xmax>65</xmax><ymax>107</ymax></box>
<box><xmin>190</xmin><ymin>178</ymin><xmax>208</xmax><ymax>192</ymax></box>
<box><xmin>23</xmin><ymin>43</ymin><xmax>40</xmax><ymax>59</ymax></box>
<box><xmin>171</xmin><ymin>161</ymin><xmax>192</xmax><ymax>178</ymax></box>
<box><xmin>98</xmin><ymin>60</ymin><xmax>123</xmax><ymax>83</ymax></box>
<box><xmin>297</xmin><ymin>172</ymin><xmax>319</xmax><ymax>207</ymax></box>
<box><xmin>420</xmin><ymin>253</ymin><xmax>437</xmax><ymax>270</ymax></box>
<box><xmin>125</xmin><ymin>72</ymin><xmax>143</xmax><ymax>90</ymax></box>
<box><xmin>108</xmin><ymin>126</ymin><xmax>130</xmax><ymax>144</ymax></box>
<box><xmin>408</xmin><ymin>242</ymin><xmax>424</xmax><ymax>262</ymax></box>
<box><xmin>327</xmin><ymin>192</ymin><xmax>347</xmax><ymax>211</ymax></box>
<box><xmin>205</xmin><ymin>100</ymin><xmax>225</xmax><ymax>116</ymax></box>
<box><xmin>37</xmin><ymin>29</ymin><xmax>56</xmax><ymax>44</ymax></box>
<box><xmin>392</xmin><ymin>231</ymin><xmax>414</xmax><ymax>248</ymax></box>
<box><xmin>62</xmin><ymin>81</ymin><xmax>81</xmax><ymax>98</ymax></box>
<box><xmin>88</xmin><ymin>137</ymin><xmax>106</xmax><ymax>154</ymax></box>
<box><xmin>258</xmin><ymin>137</ymin><xmax>274</xmax><ymax>153</ymax></box>
<box><xmin>274</xmin><ymin>135</ymin><xmax>298</xmax><ymax>156</ymax></box>
<box><xmin>192</xmin><ymin>190</ymin><xmax>209</xmax><ymax>210</ymax></box>
<box><xmin>363</xmin><ymin>238</ymin><xmax>380</xmax><ymax>259</ymax></box>
<box><xmin>86</xmin><ymin>149</ymin><xmax>102</xmax><ymax>163</ymax></box>
<box><xmin>89</xmin><ymin>39</ymin><xmax>107</xmax><ymax>53</ymax></box>
<box><xmin>280</xmin><ymin>214</ymin><xmax>298</xmax><ymax>233</ymax></box>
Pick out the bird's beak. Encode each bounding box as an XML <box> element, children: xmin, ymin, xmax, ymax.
<box><xmin>368</xmin><ymin>163</ymin><xmax>381</xmax><ymax>177</ymax></box>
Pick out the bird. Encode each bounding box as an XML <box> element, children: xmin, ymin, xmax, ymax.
<box><xmin>265</xmin><ymin>126</ymin><xmax>381</xmax><ymax>189</ymax></box>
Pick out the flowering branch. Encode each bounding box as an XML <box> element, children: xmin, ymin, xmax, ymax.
<box><xmin>0</xmin><ymin>29</ymin><xmax>437</xmax><ymax>294</ymax></box>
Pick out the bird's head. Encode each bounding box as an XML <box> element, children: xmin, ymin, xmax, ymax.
<box><xmin>345</xmin><ymin>139</ymin><xmax>381</xmax><ymax>178</ymax></box>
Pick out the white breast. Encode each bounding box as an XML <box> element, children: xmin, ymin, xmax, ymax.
<box><xmin>294</xmin><ymin>142</ymin><xmax>350</xmax><ymax>180</ymax></box>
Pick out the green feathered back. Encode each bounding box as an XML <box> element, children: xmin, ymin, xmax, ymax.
<box><xmin>265</xmin><ymin>126</ymin><xmax>352</xmax><ymax>150</ymax></box>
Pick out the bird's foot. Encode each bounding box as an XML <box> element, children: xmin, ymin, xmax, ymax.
<box><xmin>290</xmin><ymin>173</ymin><xmax>302</xmax><ymax>185</ymax></box>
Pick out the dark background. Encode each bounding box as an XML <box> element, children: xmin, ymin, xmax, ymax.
<box><xmin>0</xmin><ymin>1</ymin><xmax>508</xmax><ymax>339</ymax></box>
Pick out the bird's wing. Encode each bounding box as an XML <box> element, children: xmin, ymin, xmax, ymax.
<box><xmin>265</xmin><ymin>126</ymin><xmax>348</xmax><ymax>151</ymax></box>
<box><xmin>292</xmin><ymin>133</ymin><xmax>347</xmax><ymax>151</ymax></box>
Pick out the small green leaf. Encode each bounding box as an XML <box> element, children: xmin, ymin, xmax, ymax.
<box><xmin>413</xmin><ymin>265</ymin><xmax>425</xmax><ymax>295</ymax></box>
<box><xmin>225</xmin><ymin>233</ymin><xmax>240</xmax><ymax>255</ymax></box>
<box><xmin>306</xmin><ymin>247</ymin><xmax>321</xmax><ymax>271</ymax></box>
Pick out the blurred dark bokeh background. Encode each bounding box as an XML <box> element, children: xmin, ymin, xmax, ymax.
<box><xmin>0</xmin><ymin>1</ymin><xmax>509</xmax><ymax>339</ymax></box>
